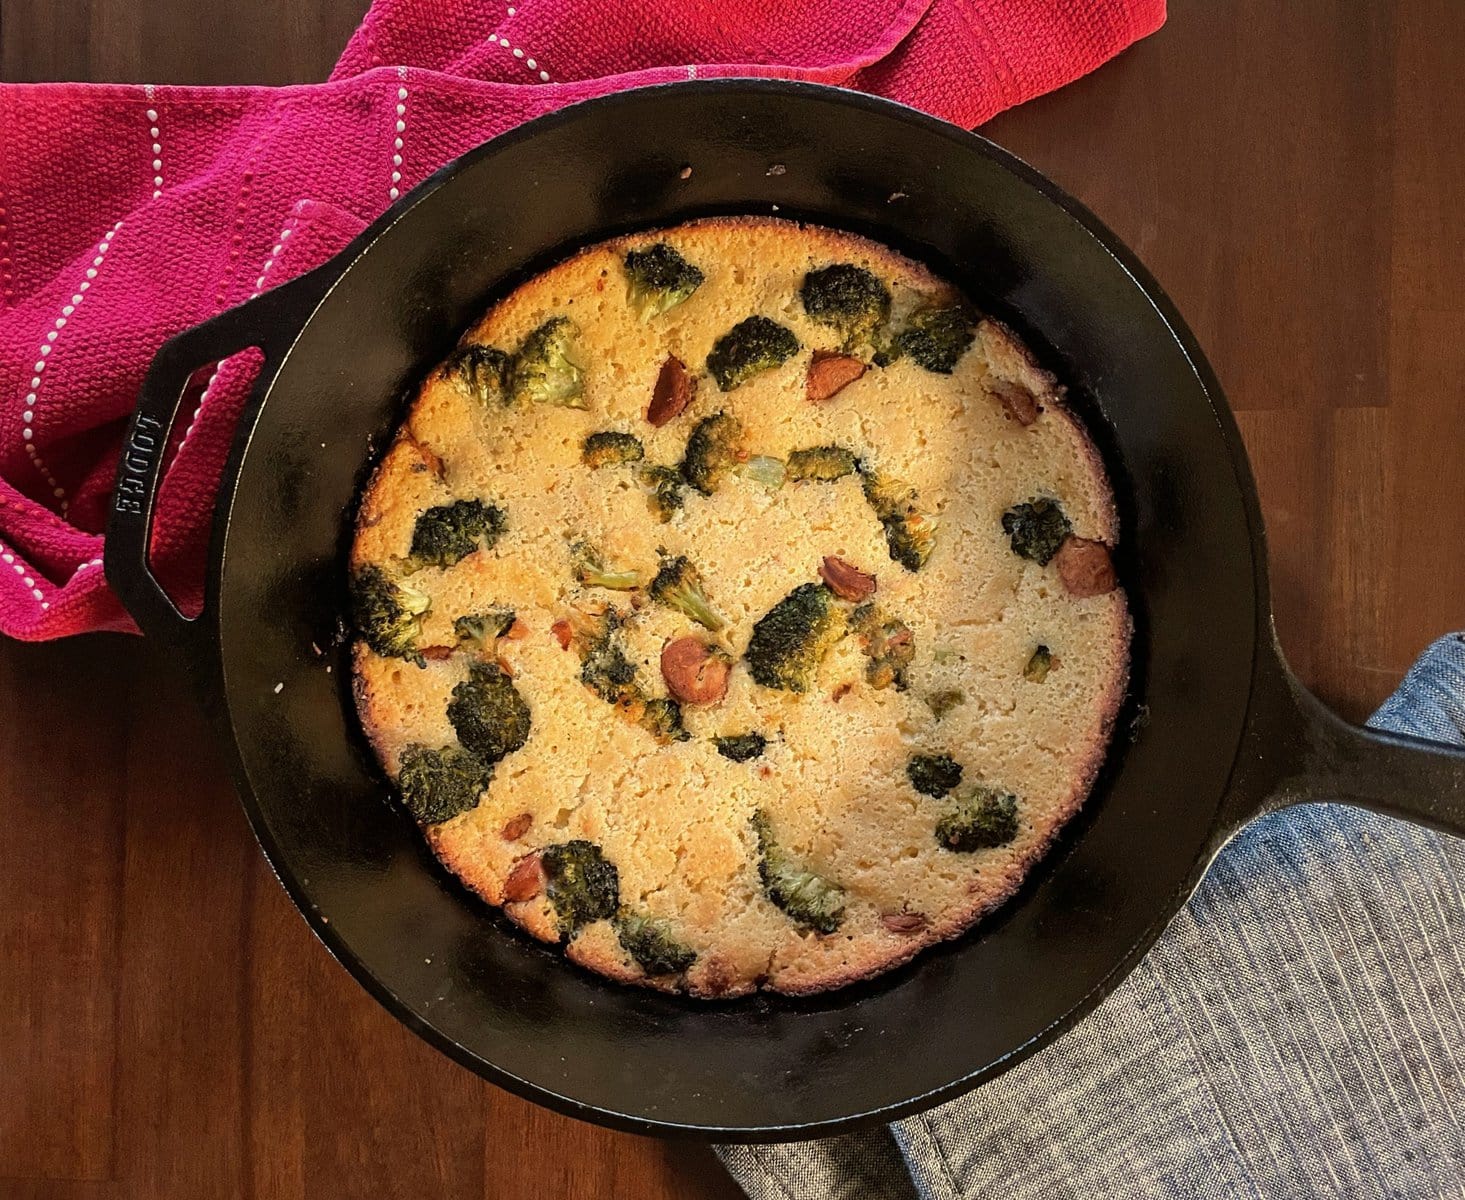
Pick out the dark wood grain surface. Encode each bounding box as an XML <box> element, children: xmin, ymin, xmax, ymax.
<box><xmin>3</xmin><ymin>2</ymin><xmax>1462</xmax><ymax>1196</ymax></box>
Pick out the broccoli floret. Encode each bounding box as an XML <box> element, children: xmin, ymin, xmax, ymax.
<box><xmin>849</xmin><ymin>603</ymin><xmax>915</xmax><ymax>690</ymax></box>
<box><xmin>714</xmin><ymin>732</ymin><xmax>768</xmax><ymax>762</ymax></box>
<box><xmin>907</xmin><ymin>753</ymin><xmax>963</xmax><ymax>798</ymax></box>
<box><xmin>649</xmin><ymin>555</ymin><xmax>725</xmax><ymax>631</ymax></box>
<box><xmin>509</xmin><ymin>316</ymin><xmax>585</xmax><ymax>407</ymax></box>
<box><xmin>577</xmin><ymin>616</ymin><xmax>640</xmax><ymax>703</ymax></box>
<box><xmin>752</xmin><ymin>810</ymin><xmax>845</xmax><ymax>933</ymax></box>
<box><xmin>883</xmin><ymin>305</ymin><xmax>975</xmax><ymax>374</ymax></box>
<box><xmin>799</xmin><ymin>263</ymin><xmax>892</xmax><ymax>349</ymax></box>
<box><xmin>615</xmin><ymin>912</ymin><xmax>698</xmax><ymax>974</ymax></box>
<box><xmin>454</xmin><ymin>609</ymin><xmax>516</xmax><ymax>652</ymax></box>
<box><xmin>742</xmin><ymin>455</ymin><xmax>786</xmax><ymax>487</ymax></box>
<box><xmin>861</xmin><ymin>468</ymin><xmax>938</xmax><ymax>571</ymax></box>
<box><xmin>564</xmin><ymin>608</ymin><xmax>686</xmax><ymax>742</ymax></box>
<box><xmin>680</xmin><ymin>412</ymin><xmax>746</xmax><ymax>496</ymax></box>
<box><xmin>541</xmin><ymin>840</ymin><xmax>620</xmax><ymax>934</ymax></box>
<box><xmin>745</xmin><ymin>583</ymin><xmax>847</xmax><ymax>693</ymax></box>
<box><xmin>639</xmin><ymin>463</ymin><xmax>687</xmax><ymax>522</ymax></box>
<box><xmin>1002</xmin><ymin>498</ymin><xmax>1072</xmax><ymax>565</ymax></box>
<box><xmin>351</xmin><ymin>564</ymin><xmax>429</xmax><ymax>664</ymax></box>
<box><xmin>925</xmin><ymin>689</ymin><xmax>966</xmax><ymax>719</ymax></box>
<box><xmin>936</xmin><ymin>786</ymin><xmax>1019</xmax><ymax>852</ymax></box>
<box><xmin>408</xmin><ymin>498</ymin><xmax>506</xmax><ymax>571</ymax></box>
<box><xmin>623</xmin><ymin>243</ymin><xmax>705</xmax><ymax>321</ymax></box>
<box><xmin>443</xmin><ymin>343</ymin><xmax>512</xmax><ymax>405</ymax></box>
<box><xmin>446</xmin><ymin>660</ymin><xmax>531</xmax><ymax>765</ymax></box>
<box><xmin>395</xmin><ymin>745</ymin><xmax>492</xmax><ymax>824</ymax></box>
<box><xmin>639</xmin><ymin>696</ymin><xmax>691</xmax><ymax>745</ymax></box>
<box><xmin>785</xmin><ymin>445</ymin><xmax>860</xmax><ymax>483</ymax></box>
<box><xmin>1024</xmin><ymin>645</ymin><xmax>1053</xmax><ymax>682</ymax></box>
<box><xmin>706</xmin><ymin>316</ymin><xmax>800</xmax><ymax>391</ymax></box>
<box><xmin>570</xmin><ymin>541</ymin><xmax>643</xmax><ymax>591</ymax></box>
<box><xmin>581</xmin><ymin>431</ymin><xmax>645</xmax><ymax>468</ymax></box>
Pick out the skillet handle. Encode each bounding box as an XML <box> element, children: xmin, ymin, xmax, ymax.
<box><xmin>104</xmin><ymin>267</ymin><xmax>333</xmax><ymax>651</ymax></box>
<box><xmin>1233</xmin><ymin>633</ymin><xmax>1465</xmax><ymax>839</ymax></box>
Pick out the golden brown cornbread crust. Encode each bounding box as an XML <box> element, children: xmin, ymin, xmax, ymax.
<box><xmin>350</xmin><ymin>217</ymin><xmax>1130</xmax><ymax>998</ymax></box>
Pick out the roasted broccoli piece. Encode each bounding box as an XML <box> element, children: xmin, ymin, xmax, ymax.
<box><xmin>576</xmin><ymin>611</ymin><xmax>640</xmax><ymax>703</ymax></box>
<box><xmin>785</xmin><ymin>445</ymin><xmax>860</xmax><ymax>483</ymax></box>
<box><xmin>639</xmin><ymin>696</ymin><xmax>691</xmax><ymax>745</ymax></box>
<box><xmin>623</xmin><ymin>243</ymin><xmax>705</xmax><ymax>321</ymax></box>
<box><xmin>714</xmin><ymin>732</ymin><xmax>768</xmax><ymax>762</ymax></box>
<box><xmin>745</xmin><ymin>583</ymin><xmax>847</xmax><ymax>693</ymax></box>
<box><xmin>907</xmin><ymin>753</ymin><xmax>963</xmax><ymax>798</ymax></box>
<box><xmin>570</xmin><ymin>541</ymin><xmax>643</xmax><ymax>591</ymax></box>
<box><xmin>444</xmin><ymin>343</ymin><xmax>512</xmax><ymax>406</ymax></box>
<box><xmin>408</xmin><ymin>498</ymin><xmax>506</xmax><ymax>571</ymax></box>
<box><xmin>1024</xmin><ymin>645</ymin><xmax>1053</xmax><ymax>682</ymax></box>
<box><xmin>680</xmin><ymin>411</ymin><xmax>747</xmax><ymax>496</ymax></box>
<box><xmin>649</xmin><ymin>555</ymin><xmax>725</xmax><ymax>631</ymax></box>
<box><xmin>640</xmin><ymin>463</ymin><xmax>688</xmax><ymax>522</ymax></box>
<box><xmin>446</xmin><ymin>660</ymin><xmax>531</xmax><ymax>765</ymax></box>
<box><xmin>879</xmin><ymin>304</ymin><xmax>974</xmax><ymax>374</ymax></box>
<box><xmin>561</xmin><ymin>607</ymin><xmax>687</xmax><ymax>744</ymax></box>
<box><xmin>616</xmin><ymin>912</ymin><xmax>698</xmax><ymax>974</ymax></box>
<box><xmin>752</xmin><ymin>810</ymin><xmax>845</xmax><ymax>933</ymax></box>
<box><xmin>925</xmin><ymin>689</ymin><xmax>966</xmax><ymax>719</ymax></box>
<box><xmin>541</xmin><ymin>840</ymin><xmax>620</xmax><ymax>934</ymax></box>
<box><xmin>509</xmin><ymin>316</ymin><xmax>585</xmax><ymax>408</ymax></box>
<box><xmin>351</xmin><ymin>564</ymin><xmax>429</xmax><ymax>664</ymax></box>
<box><xmin>861</xmin><ymin>468</ymin><xmax>938</xmax><ymax>572</ymax></box>
<box><xmin>454</xmin><ymin>609</ymin><xmax>517</xmax><ymax>652</ymax></box>
<box><xmin>1002</xmin><ymin>498</ymin><xmax>1072</xmax><ymax>565</ymax></box>
<box><xmin>798</xmin><ymin>263</ymin><xmax>891</xmax><ymax>349</ymax></box>
<box><xmin>742</xmin><ymin>455</ymin><xmax>786</xmax><ymax>487</ymax></box>
<box><xmin>582</xmin><ymin>430</ymin><xmax>645</xmax><ymax>468</ymax></box>
<box><xmin>849</xmin><ymin>603</ymin><xmax>915</xmax><ymax>690</ymax></box>
<box><xmin>706</xmin><ymin>316</ymin><xmax>799</xmax><ymax>391</ymax></box>
<box><xmin>936</xmin><ymin>786</ymin><xmax>1019</xmax><ymax>852</ymax></box>
<box><xmin>395</xmin><ymin>745</ymin><xmax>492</xmax><ymax>824</ymax></box>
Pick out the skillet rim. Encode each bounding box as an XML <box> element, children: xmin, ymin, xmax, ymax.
<box><xmin>204</xmin><ymin>78</ymin><xmax>1268</xmax><ymax>1139</ymax></box>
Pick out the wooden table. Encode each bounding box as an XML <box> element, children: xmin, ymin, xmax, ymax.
<box><xmin>3</xmin><ymin>2</ymin><xmax>1461</xmax><ymax>1196</ymax></box>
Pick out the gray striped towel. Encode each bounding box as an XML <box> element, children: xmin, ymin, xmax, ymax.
<box><xmin>718</xmin><ymin>633</ymin><xmax>1465</xmax><ymax>1199</ymax></box>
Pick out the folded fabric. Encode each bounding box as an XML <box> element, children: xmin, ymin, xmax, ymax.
<box><xmin>718</xmin><ymin>633</ymin><xmax>1465</xmax><ymax>1199</ymax></box>
<box><xmin>0</xmin><ymin>0</ymin><xmax>1164</xmax><ymax>640</ymax></box>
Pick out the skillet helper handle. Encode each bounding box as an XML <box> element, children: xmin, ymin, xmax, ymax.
<box><xmin>1242</xmin><ymin>640</ymin><xmax>1465</xmax><ymax>838</ymax></box>
<box><xmin>104</xmin><ymin>267</ymin><xmax>330</xmax><ymax>646</ymax></box>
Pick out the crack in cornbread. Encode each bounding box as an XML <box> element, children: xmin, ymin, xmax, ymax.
<box><xmin>349</xmin><ymin>217</ymin><xmax>1130</xmax><ymax>997</ymax></box>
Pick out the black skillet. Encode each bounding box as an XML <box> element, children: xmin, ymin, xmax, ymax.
<box><xmin>104</xmin><ymin>80</ymin><xmax>1465</xmax><ymax>1141</ymax></box>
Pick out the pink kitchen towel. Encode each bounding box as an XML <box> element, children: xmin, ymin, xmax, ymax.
<box><xmin>0</xmin><ymin>0</ymin><xmax>1164</xmax><ymax>639</ymax></box>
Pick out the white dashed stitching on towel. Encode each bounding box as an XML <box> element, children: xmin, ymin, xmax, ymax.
<box><xmin>145</xmin><ymin>84</ymin><xmax>164</xmax><ymax>199</ymax></box>
<box><xmin>390</xmin><ymin>66</ymin><xmax>409</xmax><ymax>201</ymax></box>
<box><xmin>24</xmin><ymin>221</ymin><xmax>124</xmax><ymax>512</ymax></box>
<box><xmin>492</xmin><ymin>6</ymin><xmax>552</xmax><ymax>82</ymax></box>
<box><xmin>1</xmin><ymin>539</ymin><xmax>47</xmax><ymax>608</ymax></box>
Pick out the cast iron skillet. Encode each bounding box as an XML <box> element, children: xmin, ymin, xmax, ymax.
<box><xmin>105</xmin><ymin>81</ymin><xmax>1465</xmax><ymax>1140</ymax></box>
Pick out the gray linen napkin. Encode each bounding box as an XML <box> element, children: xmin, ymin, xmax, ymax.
<box><xmin>718</xmin><ymin>633</ymin><xmax>1465</xmax><ymax>1199</ymax></box>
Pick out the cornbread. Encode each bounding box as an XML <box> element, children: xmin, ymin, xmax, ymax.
<box><xmin>349</xmin><ymin>217</ymin><xmax>1129</xmax><ymax>997</ymax></box>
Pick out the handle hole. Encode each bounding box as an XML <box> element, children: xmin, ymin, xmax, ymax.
<box><xmin>146</xmin><ymin>349</ymin><xmax>265</xmax><ymax>620</ymax></box>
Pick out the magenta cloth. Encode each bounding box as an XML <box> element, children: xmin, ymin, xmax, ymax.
<box><xmin>0</xmin><ymin>0</ymin><xmax>1164</xmax><ymax>639</ymax></box>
